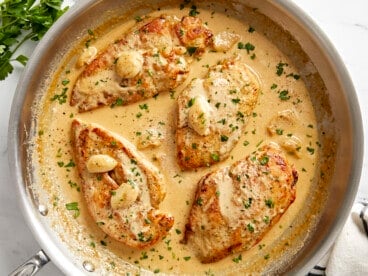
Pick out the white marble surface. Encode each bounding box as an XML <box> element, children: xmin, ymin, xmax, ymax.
<box><xmin>1</xmin><ymin>0</ymin><xmax>367</xmax><ymax>274</ymax></box>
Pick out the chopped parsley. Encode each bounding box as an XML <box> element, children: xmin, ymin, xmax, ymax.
<box><xmin>64</xmin><ymin>160</ymin><xmax>75</xmax><ymax>167</ymax></box>
<box><xmin>259</xmin><ymin>156</ymin><xmax>269</xmax><ymax>165</ymax></box>
<box><xmin>276</xmin><ymin>62</ymin><xmax>288</xmax><ymax>76</ymax></box>
<box><xmin>111</xmin><ymin>98</ymin><xmax>124</xmax><ymax>107</ymax></box>
<box><xmin>265</xmin><ymin>199</ymin><xmax>275</xmax><ymax>208</ymax></box>
<box><xmin>51</xmin><ymin>88</ymin><xmax>68</xmax><ymax>104</ymax></box>
<box><xmin>247</xmin><ymin>223</ymin><xmax>255</xmax><ymax>232</ymax></box>
<box><xmin>279</xmin><ymin>90</ymin><xmax>290</xmax><ymax>101</ymax></box>
<box><xmin>286</xmin><ymin>73</ymin><xmax>301</xmax><ymax>80</ymax></box>
<box><xmin>210</xmin><ymin>153</ymin><xmax>220</xmax><ymax>161</ymax></box>
<box><xmin>270</xmin><ymin>83</ymin><xmax>278</xmax><ymax>90</ymax></box>
<box><xmin>232</xmin><ymin>254</ymin><xmax>242</xmax><ymax>263</ymax></box>
<box><xmin>137</xmin><ymin>232</ymin><xmax>152</xmax><ymax>242</ymax></box>
<box><xmin>61</xmin><ymin>79</ymin><xmax>69</xmax><ymax>86</ymax></box>
<box><xmin>231</xmin><ymin>98</ymin><xmax>241</xmax><ymax>104</ymax></box>
<box><xmin>276</xmin><ymin>129</ymin><xmax>284</xmax><ymax>135</ymax></box>
<box><xmin>187</xmin><ymin>97</ymin><xmax>196</xmax><ymax>107</ymax></box>
<box><xmin>238</xmin><ymin>42</ymin><xmax>255</xmax><ymax>54</ymax></box>
<box><xmin>220</xmin><ymin>135</ymin><xmax>229</xmax><ymax>142</ymax></box>
<box><xmin>139</xmin><ymin>103</ymin><xmax>149</xmax><ymax>110</ymax></box>
<box><xmin>243</xmin><ymin>198</ymin><xmax>253</xmax><ymax>209</ymax></box>
<box><xmin>186</xmin><ymin>46</ymin><xmax>198</xmax><ymax>56</ymax></box>
<box><xmin>65</xmin><ymin>202</ymin><xmax>80</xmax><ymax>218</ymax></box>
<box><xmin>135</xmin><ymin>15</ymin><xmax>143</xmax><ymax>22</ymax></box>
<box><xmin>306</xmin><ymin>147</ymin><xmax>315</xmax><ymax>154</ymax></box>
<box><xmin>196</xmin><ymin>197</ymin><xmax>203</xmax><ymax>206</ymax></box>
<box><xmin>189</xmin><ymin>5</ymin><xmax>200</xmax><ymax>17</ymax></box>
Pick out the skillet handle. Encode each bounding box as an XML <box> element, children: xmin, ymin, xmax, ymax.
<box><xmin>9</xmin><ymin>250</ymin><xmax>50</xmax><ymax>276</ymax></box>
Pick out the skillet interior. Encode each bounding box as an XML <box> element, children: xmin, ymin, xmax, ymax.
<box><xmin>8</xmin><ymin>0</ymin><xmax>363</xmax><ymax>274</ymax></box>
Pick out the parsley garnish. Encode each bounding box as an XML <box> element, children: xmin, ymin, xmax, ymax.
<box><xmin>263</xmin><ymin>216</ymin><xmax>270</xmax><ymax>224</ymax></box>
<box><xmin>111</xmin><ymin>98</ymin><xmax>124</xmax><ymax>108</ymax></box>
<box><xmin>187</xmin><ymin>97</ymin><xmax>196</xmax><ymax>107</ymax></box>
<box><xmin>276</xmin><ymin>128</ymin><xmax>284</xmax><ymax>135</ymax></box>
<box><xmin>51</xmin><ymin>87</ymin><xmax>68</xmax><ymax>104</ymax></box>
<box><xmin>265</xmin><ymin>199</ymin><xmax>274</xmax><ymax>208</ymax></box>
<box><xmin>0</xmin><ymin>0</ymin><xmax>69</xmax><ymax>80</ymax></box>
<box><xmin>65</xmin><ymin>201</ymin><xmax>80</xmax><ymax>218</ymax></box>
<box><xmin>248</xmin><ymin>26</ymin><xmax>255</xmax><ymax>33</ymax></box>
<box><xmin>237</xmin><ymin>42</ymin><xmax>255</xmax><ymax>54</ymax></box>
<box><xmin>134</xmin><ymin>15</ymin><xmax>143</xmax><ymax>22</ymax></box>
<box><xmin>210</xmin><ymin>153</ymin><xmax>219</xmax><ymax>161</ymax></box>
<box><xmin>220</xmin><ymin>135</ymin><xmax>229</xmax><ymax>142</ymax></box>
<box><xmin>189</xmin><ymin>5</ymin><xmax>200</xmax><ymax>17</ymax></box>
<box><xmin>231</xmin><ymin>98</ymin><xmax>241</xmax><ymax>104</ymax></box>
<box><xmin>232</xmin><ymin>254</ymin><xmax>242</xmax><ymax>263</ymax></box>
<box><xmin>243</xmin><ymin>198</ymin><xmax>253</xmax><ymax>209</ymax></box>
<box><xmin>186</xmin><ymin>46</ymin><xmax>198</xmax><ymax>56</ymax></box>
<box><xmin>279</xmin><ymin>90</ymin><xmax>290</xmax><ymax>101</ymax></box>
<box><xmin>259</xmin><ymin>156</ymin><xmax>269</xmax><ymax>165</ymax></box>
<box><xmin>276</xmin><ymin>62</ymin><xmax>288</xmax><ymax>76</ymax></box>
<box><xmin>270</xmin><ymin>83</ymin><xmax>278</xmax><ymax>90</ymax></box>
<box><xmin>196</xmin><ymin>197</ymin><xmax>203</xmax><ymax>206</ymax></box>
<box><xmin>306</xmin><ymin>147</ymin><xmax>315</xmax><ymax>154</ymax></box>
<box><xmin>247</xmin><ymin>223</ymin><xmax>255</xmax><ymax>232</ymax></box>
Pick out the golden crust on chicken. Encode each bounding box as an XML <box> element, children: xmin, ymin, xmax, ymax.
<box><xmin>183</xmin><ymin>143</ymin><xmax>297</xmax><ymax>263</ymax></box>
<box><xmin>71</xmin><ymin>119</ymin><xmax>174</xmax><ymax>248</ymax></box>
<box><xmin>176</xmin><ymin>56</ymin><xmax>260</xmax><ymax>169</ymax></box>
<box><xmin>71</xmin><ymin>15</ymin><xmax>213</xmax><ymax>112</ymax></box>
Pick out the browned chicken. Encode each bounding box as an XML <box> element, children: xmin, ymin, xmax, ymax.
<box><xmin>71</xmin><ymin>119</ymin><xmax>174</xmax><ymax>248</ymax></box>
<box><xmin>71</xmin><ymin>15</ymin><xmax>213</xmax><ymax>112</ymax></box>
<box><xmin>183</xmin><ymin>143</ymin><xmax>298</xmax><ymax>263</ymax></box>
<box><xmin>176</xmin><ymin>56</ymin><xmax>260</xmax><ymax>169</ymax></box>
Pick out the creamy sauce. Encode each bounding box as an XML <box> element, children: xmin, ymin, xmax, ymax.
<box><xmin>33</xmin><ymin>3</ymin><xmax>320</xmax><ymax>274</ymax></box>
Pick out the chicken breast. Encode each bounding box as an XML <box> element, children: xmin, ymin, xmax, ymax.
<box><xmin>176</xmin><ymin>56</ymin><xmax>260</xmax><ymax>169</ymax></box>
<box><xmin>71</xmin><ymin>119</ymin><xmax>174</xmax><ymax>248</ymax></box>
<box><xmin>183</xmin><ymin>143</ymin><xmax>298</xmax><ymax>263</ymax></box>
<box><xmin>71</xmin><ymin>15</ymin><xmax>213</xmax><ymax>112</ymax></box>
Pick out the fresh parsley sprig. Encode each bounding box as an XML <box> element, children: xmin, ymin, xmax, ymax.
<box><xmin>0</xmin><ymin>0</ymin><xmax>68</xmax><ymax>80</ymax></box>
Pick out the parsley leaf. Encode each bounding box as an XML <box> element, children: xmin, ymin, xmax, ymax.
<box><xmin>0</xmin><ymin>0</ymin><xmax>69</xmax><ymax>80</ymax></box>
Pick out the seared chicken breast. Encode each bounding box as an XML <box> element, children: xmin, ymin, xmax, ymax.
<box><xmin>71</xmin><ymin>119</ymin><xmax>174</xmax><ymax>248</ymax></box>
<box><xmin>183</xmin><ymin>143</ymin><xmax>298</xmax><ymax>263</ymax></box>
<box><xmin>71</xmin><ymin>15</ymin><xmax>213</xmax><ymax>112</ymax></box>
<box><xmin>176</xmin><ymin>56</ymin><xmax>260</xmax><ymax>169</ymax></box>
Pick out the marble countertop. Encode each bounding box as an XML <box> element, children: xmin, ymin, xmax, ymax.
<box><xmin>1</xmin><ymin>0</ymin><xmax>367</xmax><ymax>274</ymax></box>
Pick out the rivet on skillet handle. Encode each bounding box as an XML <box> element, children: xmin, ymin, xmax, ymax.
<box><xmin>9</xmin><ymin>250</ymin><xmax>50</xmax><ymax>276</ymax></box>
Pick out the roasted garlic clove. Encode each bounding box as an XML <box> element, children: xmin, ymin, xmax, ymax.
<box><xmin>110</xmin><ymin>181</ymin><xmax>140</xmax><ymax>209</ymax></box>
<box><xmin>86</xmin><ymin>154</ymin><xmax>118</xmax><ymax>173</ymax></box>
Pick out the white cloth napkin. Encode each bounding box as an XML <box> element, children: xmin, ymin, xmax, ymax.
<box><xmin>309</xmin><ymin>199</ymin><xmax>368</xmax><ymax>276</ymax></box>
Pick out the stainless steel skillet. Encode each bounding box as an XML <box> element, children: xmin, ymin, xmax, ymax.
<box><xmin>8</xmin><ymin>0</ymin><xmax>363</xmax><ymax>274</ymax></box>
